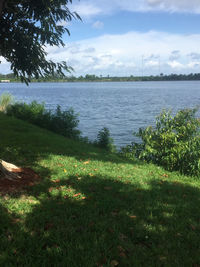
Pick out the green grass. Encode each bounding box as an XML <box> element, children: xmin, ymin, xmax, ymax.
<box><xmin>0</xmin><ymin>113</ymin><xmax>200</xmax><ymax>266</ymax></box>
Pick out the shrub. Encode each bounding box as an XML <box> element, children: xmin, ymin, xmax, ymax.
<box><xmin>48</xmin><ymin>105</ymin><xmax>80</xmax><ymax>139</ymax></box>
<box><xmin>0</xmin><ymin>93</ymin><xmax>14</xmax><ymax>112</ymax></box>
<box><xmin>95</xmin><ymin>127</ymin><xmax>115</xmax><ymax>152</ymax></box>
<box><xmin>122</xmin><ymin>108</ymin><xmax>200</xmax><ymax>176</ymax></box>
<box><xmin>6</xmin><ymin>101</ymin><xmax>80</xmax><ymax>139</ymax></box>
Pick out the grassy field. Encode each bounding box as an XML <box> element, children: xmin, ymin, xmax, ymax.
<box><xmin>0</xmin><ymin>113</ymin><xmax>200</xmax><ymax>266</ymax></box>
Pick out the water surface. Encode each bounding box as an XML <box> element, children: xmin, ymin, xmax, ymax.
<box><xmin>1</xmin><ymin>81</ymin><xmax>200</xmax><ymax>148</ymax></box>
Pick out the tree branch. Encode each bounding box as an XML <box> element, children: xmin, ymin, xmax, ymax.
<box><xmin>0</xmin><ymin>0</ymin><xmax>5</xmax><ymax>19</ymax></box>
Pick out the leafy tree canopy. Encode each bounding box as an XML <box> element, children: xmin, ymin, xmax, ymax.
<box><xmin>0</xmin><ymin>0</ymin><xmax>80</xmax><ymax>83</ymax></box>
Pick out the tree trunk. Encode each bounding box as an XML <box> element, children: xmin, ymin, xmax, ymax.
<box><xmin>0</xmin><ymin>159</ymin><xmax>20</xmax><ymax>180</ymax></box>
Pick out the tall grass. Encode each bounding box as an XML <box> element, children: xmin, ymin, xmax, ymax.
<box><xmin>0</xmin><ymin>93</ymin><xmax>13</xmax><ymax>112</ymax></box>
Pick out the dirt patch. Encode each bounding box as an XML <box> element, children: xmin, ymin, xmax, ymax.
<box><xmin>0</xmin><ymin>167</ymin><xmax>40</xmax><ymax>194</ymax></box>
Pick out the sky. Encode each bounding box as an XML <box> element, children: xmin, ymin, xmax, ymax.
<box><xmin>1</xmin><ymin>0</ymin><xmax>200</xmax><ymax>76</ymax></box>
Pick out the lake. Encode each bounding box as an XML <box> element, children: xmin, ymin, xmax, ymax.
<box><xmin>1</xmin><ymin>81</ymin><xmax>200</xmax><ymax>148</ymax></box>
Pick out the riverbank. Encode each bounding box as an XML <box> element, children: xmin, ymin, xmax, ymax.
<box><xmin>1</xmin><ymin>72</ymin><xmax>200</xmax><ymax>83</ymax></box>
<box><xmin>0</xmin><ymin>113</ymin><xmax>200</xmax><ymax>266</ymax></box>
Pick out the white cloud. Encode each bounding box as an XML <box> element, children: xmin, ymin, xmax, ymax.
<box><xmin>145</xmin><ymin>60</ymin><xmax>159</xmax><ymax>67</ymax></box>
<box><xmin>145</xmin><ymin>0</ymin><xmax>200</xmax><ymax>13</ymax></box>
<box><xmin>169</xmin><ymin>50</ymin><xmax>181</xmax><ymax>61</ymax></box>
<box><xmin>72</xmin><ymin>2</ymin><xmax>102</xmax><ymax>18</ymax></box>
<box><xmin>0</xmin><ymin>57</ymin><xmax>11</xmax><ymax>74</ymax></box>
<box><xmin>57</xmin><ymin>20</ymin><xmax>70</xmax><ymax>27</ymax></box>
<box><xmin>2</xmin><ymin>31</ymin><xmax>200</xmax><ymax>76</ymax></box>
<box><xmin>188</xmin><ymin>61</ymin><xmax>200</xmax><ymax>68</ymax></box>
<box><xmin>188</xmin><ymin>53</ymin><xmax>200</xmax><ymax>60</ymax></box>
<box><xmin>45</xmin><ymin>31</ymin><xmax>200</xmax><ymax>76</ymax></box>
<box><xmin>167</xmin><ymin>60</ymin><xmax>184</xmax><ymax>69</ymax></box>
<box><xmin>92</xmin><ymin>21</ymin><xmax>104</xmax><ymax>29</ymax></box>
<box><xmin>72</xmin><ymin>0</ymin><xmax>200</xmax><ymax>18</ymax></box>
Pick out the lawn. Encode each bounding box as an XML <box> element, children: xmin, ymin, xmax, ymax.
<box><xmin>0</xmin><ymin>113</ymin><xmax>200</xmax><ymax>266</ymax></box>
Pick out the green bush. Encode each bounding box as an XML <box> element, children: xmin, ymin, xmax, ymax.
<box><xmin>6</xmin><ymin>101</ymin><xmax>80</xmax><ymax>139</ymax></box>
<box><xmin>0</xmin><ymin>93</ymin><xmax>14</xmax><ymax>112</ymax></box>
<box><xmin>122</xmin><ymin>108</ymin><xmax>200</xmax><ymax>176</ymax></box>
<box><xmin>95</xmin><ymin>127</ymin><xmax>115</xmax><ymax>152</ymax></box>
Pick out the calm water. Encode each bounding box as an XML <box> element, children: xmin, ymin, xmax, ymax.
<box><xmin>1</xmin><ymin>81</ymin><xmax>200</xmax><ymax>148</ymax></box>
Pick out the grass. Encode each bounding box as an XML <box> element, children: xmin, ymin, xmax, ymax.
<box><xmin>0</xmin><ymin>112</ymin><xmax>200</xmax><ymax>266</ymax></box>
<box><xmin>0</xmin><ymin>93</ymin><xmax>13</xmax><ymax>112</ymax></box>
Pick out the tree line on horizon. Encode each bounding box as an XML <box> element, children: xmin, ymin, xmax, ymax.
<box><xmin>1</xmin><ymin>72</ymin><xmax>200</xmax><ymax>82</ymax></box>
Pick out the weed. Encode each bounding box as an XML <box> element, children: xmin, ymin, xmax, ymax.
<box><xmin>0</xmin><ymin>93</ymin><xmax>14</xmax><ymax>112</ymax></box>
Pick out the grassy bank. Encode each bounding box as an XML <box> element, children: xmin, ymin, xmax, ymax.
<box><xmin>0</xmin><ymin>113</ymin><xmax>200</xmax><ymax>266</ymax></box>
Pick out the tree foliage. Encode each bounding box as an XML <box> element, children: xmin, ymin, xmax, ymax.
<box><xmin>0</xmin><ymin>0</ymin><xmax>80</xmax><ymax>83</ymax></box>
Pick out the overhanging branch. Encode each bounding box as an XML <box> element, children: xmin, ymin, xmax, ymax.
<box><xmin>0</xmin><ymin>0</ymin><xmax>5</xmax><ymax>19</ymax></box>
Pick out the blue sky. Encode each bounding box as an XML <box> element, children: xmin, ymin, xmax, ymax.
<box><xmin>1</xmin><ymin>0</ymin><xmax>200</xmax><ymax>76</ymax></box>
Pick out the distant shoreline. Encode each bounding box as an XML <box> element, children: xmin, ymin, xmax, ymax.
<box><xmin>2</xmin><ymin>79</ymin><xmax>200</xmax><ymax>84</ymax></box>
<box><xmin>1</xmin><ymin>73</ymin><xmax>200</xmax><ymax>83</ymax></box>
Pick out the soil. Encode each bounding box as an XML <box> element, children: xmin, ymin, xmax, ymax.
<box><xmin>0</xmin><ymin>167</ymin><xmax>40</xmax><ymax>194</ymax></box>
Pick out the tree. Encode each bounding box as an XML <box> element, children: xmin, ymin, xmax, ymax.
<box><xmin>0</xmin><ymin>0</ymin><xmax>80</xmax><ymax>179</ymax></box>
<box><xmin>0</xmin><ymin>0</ymin><xmax>80</xmax><ymax>83</ymax></box>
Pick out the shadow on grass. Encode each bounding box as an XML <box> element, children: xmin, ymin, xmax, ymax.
<box><xmin>1</xmin><ymin>113</ymin><xmax>200</xmax><ymax>265</ymax></box>
<box><xmin>1</xmin><ymin>173</ymin><xmax>200</xmax><ymax>266</ymax></box>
